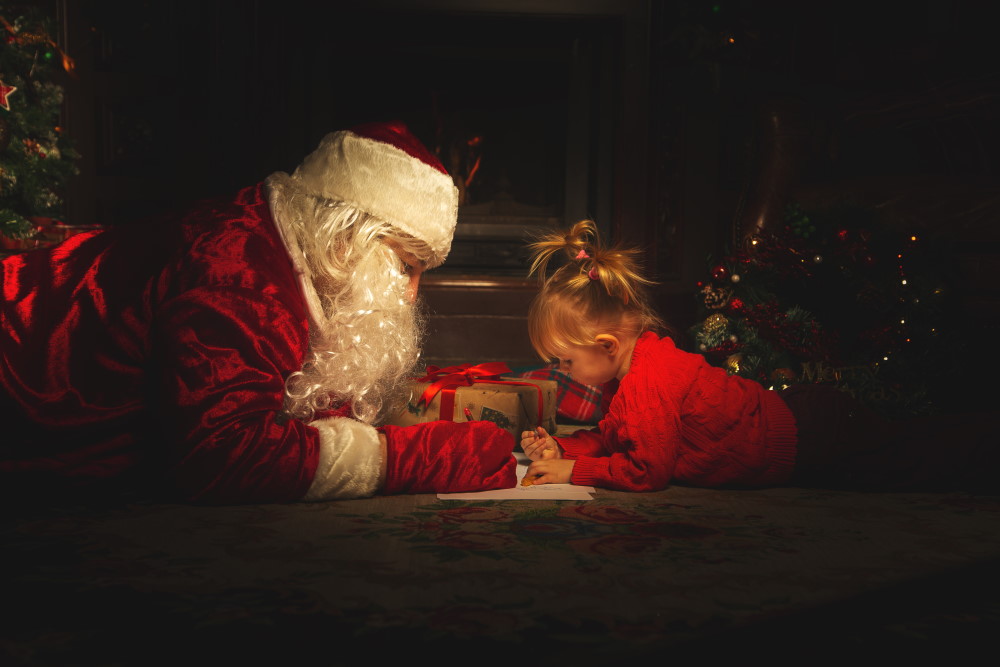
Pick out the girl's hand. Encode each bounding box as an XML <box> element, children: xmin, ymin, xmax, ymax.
<box><xmin>523</xmin><ymin>458</ymin><xmax>575</xmax><ymax>485</ymax></box>
<box><xmin>520</xmin><ymin>427</ymin><xmax>561</xmax><ymax>461</ymax></box>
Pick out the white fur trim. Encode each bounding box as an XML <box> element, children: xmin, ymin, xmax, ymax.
<box><xmin>264</xmin><ymin>183</ymin><xmax>326</xmax><ymax>325</ymax></box>
<box><xmin>292</xmin><ymin>130</ymin><xmax>458</xmax><ymax>265</ymax></box>
<box><xmin>303</xmin><ymin>417</ymin><xmax>382</xmax><ymax>501</ymax></box>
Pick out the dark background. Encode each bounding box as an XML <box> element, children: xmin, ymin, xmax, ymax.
<box><xmin>46</xmin><ymin>0</ymin><xmax>1000</xmax><ymax>368</ymax></box>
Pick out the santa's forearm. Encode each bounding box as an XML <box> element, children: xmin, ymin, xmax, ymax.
<box><xmin>303</xmin><ymin>419</ymin><xmax>518</xmax><ymax>499</ymax></box>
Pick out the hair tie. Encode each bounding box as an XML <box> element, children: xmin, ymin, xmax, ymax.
<box><xmin>575</xmin><ymin>249</ymin><xmax>590</xmax><ymax>260</ymax></box>
<box><xmin>587</xmin><ymin>267</ymin><xmax>599</xmax><ymax>281</ymax></box>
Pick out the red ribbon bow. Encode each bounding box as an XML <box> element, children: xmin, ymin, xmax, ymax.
<box><xmin>416</xmin><ymin>362</ymin><xmax>512</xmax><ymax>407</ymax></box>
<box><xmin>414</xmin><ymin>362</ymin><xmax>544</xmax><ymax>426</ymax></box>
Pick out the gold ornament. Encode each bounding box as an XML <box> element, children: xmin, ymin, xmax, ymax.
<box><xmin>725</xmin><ymin>353</ymin><xmax>743</xmax><ymax>374</ymax></box>
<box><xmin>704</xmin><ymin>313</ymin><xmax>728</xmax><ymax>336</ymax></box>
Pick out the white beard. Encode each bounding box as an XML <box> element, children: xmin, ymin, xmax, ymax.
<box><xmin>266</xmin><ymin>173</ymin><xmax>427</xmax><ymax>426</ymax></box>
<box><xmin>283</xmin><ymin>242</ymin><xmax>425</xmax><ymax>425</ymax></box>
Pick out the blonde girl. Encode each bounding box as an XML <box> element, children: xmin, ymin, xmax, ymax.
<box><xmin>519</xmin><ymin>221</ymin><xmax>996</xmax><ymax>492</ymax></box>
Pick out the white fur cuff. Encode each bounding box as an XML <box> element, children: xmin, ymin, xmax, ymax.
<box><xmin>302</xmin><ymin>417</ymin><xmax>382</xmax><ymax>501</ymax></box>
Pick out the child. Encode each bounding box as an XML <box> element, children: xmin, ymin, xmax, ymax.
<box><xmin>519</xmin><ymin>220</ymin><xmax>998</xmax><ymax>493</ymax></box>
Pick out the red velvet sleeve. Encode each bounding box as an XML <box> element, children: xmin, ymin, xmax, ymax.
<box><xmin>1</xmin><ymin>185</ymin><xmax>323</xmax><ymax>503</ymax></box>
<box><xmin>147</xmin><ymin>186</ymin><xmax>328</xmax><ymax>503</ymax></box>
<box><xmin>154</xmin><ymin>282</ymin><xmax>320</xmax><ymax>503</ymax></box>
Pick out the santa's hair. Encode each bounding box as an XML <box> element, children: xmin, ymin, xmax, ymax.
<box><xmin>266</xmin><ymin>172</ymin><xmax>431</xmax><ymax>425</ymax></box>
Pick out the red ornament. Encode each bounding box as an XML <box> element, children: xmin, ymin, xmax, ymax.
<box><xmin>836</xmin><ymin>229</ymin><xmax>849</xmax><ymax>242</ymax></box>
<box><xmin>0</xmin><ymin>79</ymin><xmax>17</xmax><ymax>111</ymax></box>
<box><xmin>727</xmin><ymin>298</ymin><xmax>745</xmax><ymax>314</ymax></box>
<box><xmin>711</xmin><ymin>264</ymin><xmax>729</xmax><ymax>281</ymax></box>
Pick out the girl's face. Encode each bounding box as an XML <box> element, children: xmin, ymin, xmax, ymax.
<box><xmin>553</xmin><ymin>342</ymin><xmax>623</xmax><ymax>387</ymax></box>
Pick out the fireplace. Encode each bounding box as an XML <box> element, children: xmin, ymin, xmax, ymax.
<box><xmin>60</xmin><ymin>0</ymin><xmax>653</xmax><ymax>365</ymax></box>
<box><xmin>321</xmin><ymin>6</ymin><xmax>627</xmax><ymax>277</ymax></box>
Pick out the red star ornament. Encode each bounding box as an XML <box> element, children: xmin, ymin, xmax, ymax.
<box><xmin>0</xmin><ymin>80</ymin><xmax>17</xmax><ymax>111</ymax></box>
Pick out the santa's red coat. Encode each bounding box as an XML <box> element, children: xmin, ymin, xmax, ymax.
<box><xmin>1</xmin><ymin>185</ymin><xmax>325</xmax><ymax>503</ymax></box>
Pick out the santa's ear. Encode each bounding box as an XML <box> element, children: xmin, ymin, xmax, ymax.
<box><xmin>594</xmin><ymin>334</ymin><xmax>620</xmax><ymax>355</ymax></box>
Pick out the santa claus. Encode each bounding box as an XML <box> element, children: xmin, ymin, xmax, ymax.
<box><xmin>1</xmin><ymin>122</ymin><xmax>516</xmax><ymax>503</ymax></box>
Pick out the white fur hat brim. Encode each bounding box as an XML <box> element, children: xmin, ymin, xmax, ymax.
<box><xmin>293</xmin><ymin>129</ymin><xmax>459</xmax><ymax>266</ymax></box>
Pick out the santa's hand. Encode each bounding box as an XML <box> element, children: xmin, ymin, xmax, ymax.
<box><xmin>520</xmin><ymin>426</ymin><xmax>561</xmax><ymax>461</ymax></box>
<box><xmin>523</xmin><ymin>458</ymin><xmax>575</xmax><ymax>485</ymax></box>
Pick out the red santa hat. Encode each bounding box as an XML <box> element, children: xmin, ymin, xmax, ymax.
<box><xmin>293</xmin><ymin>121</ymin><xmax>459</xmax><ymax>266</ymax></box>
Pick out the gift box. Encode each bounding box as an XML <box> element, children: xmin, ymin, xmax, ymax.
<box><xmin>387</xmin><ymin>363</ymin><xmax>558</xmax><ymax>442</ymax></box>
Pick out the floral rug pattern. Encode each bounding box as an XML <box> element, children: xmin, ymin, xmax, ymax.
<box><xmin>4</xmin><ymin>486</ymin><xmax>1000</xmax><ymax>663</ymax></box>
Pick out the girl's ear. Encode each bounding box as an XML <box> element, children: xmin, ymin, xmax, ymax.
<box><xmin>594</xmin><ymin>334</ymin><xmax>620</xmax><ymax>356</ymax></box>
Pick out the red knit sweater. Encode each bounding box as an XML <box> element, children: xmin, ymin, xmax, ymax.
<box><xmin>557</xmin><ymin>332</ymin><xmax>798</xmax><ymax>491</ymax></box>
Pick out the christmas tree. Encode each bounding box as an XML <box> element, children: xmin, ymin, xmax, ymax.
<box><xmin>689</xmin><ymin>201</ymin><xmax>964</xmax><ymax>417</ymax></box>
<box><xmin>1</xmin><ymin>3</ymin><xmax>79</xmax><ymax>247</ymax></box>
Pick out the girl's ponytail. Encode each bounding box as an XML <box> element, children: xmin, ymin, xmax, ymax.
<box><xmin>527</xmin><ymin>219</ymin><xmax>596</xmax><ymax>280</ymax></box>
<box><xmin>528</xmin><ymin>219</ymin><xmax>654</xmax><ymax>306</ymax></box>
<box><xmin>526</xmin><ymin>220</ymin><xmax>666</xmax><ymax>359</ymax></box>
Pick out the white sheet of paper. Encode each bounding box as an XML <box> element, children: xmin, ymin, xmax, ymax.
<box><xmin>437</xmin><ymin>454</ymin><xmax>595</xmax><ymax>500</ymax></box>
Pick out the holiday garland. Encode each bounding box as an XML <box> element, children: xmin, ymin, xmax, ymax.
<box><xmin>689</xmin><ymin>202</ymin><xmax>963</xmax><ymax>416</ymax></box>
